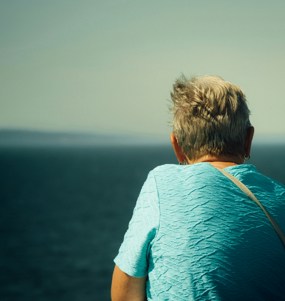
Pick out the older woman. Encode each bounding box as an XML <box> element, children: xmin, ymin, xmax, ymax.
<box><xmin>111</xmin><ymin>75</ymin><xmax>285</xmax><ymax>301</ymax></box>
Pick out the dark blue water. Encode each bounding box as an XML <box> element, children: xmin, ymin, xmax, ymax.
<box><xmin>0</xmin><ymin>143</ymin><xmax>284</xmax><ymax>301</ymax></box>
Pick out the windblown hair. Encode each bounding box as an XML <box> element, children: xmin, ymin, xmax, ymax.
<box><xmin>170</xmin><ymin>75</ymin><xmax>251</xmax><ymax>160</ymax></box>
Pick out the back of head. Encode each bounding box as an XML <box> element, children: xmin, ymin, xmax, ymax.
<box><xmin>171</xmin><ymin>75</ymin><xmax>251</xmax><ymax>160</ymax></box>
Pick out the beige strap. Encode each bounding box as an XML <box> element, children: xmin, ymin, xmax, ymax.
<box><xmin>218</xmin><ymin>168</ymin><xmax>285</xmax><ymax>249</ymax></box>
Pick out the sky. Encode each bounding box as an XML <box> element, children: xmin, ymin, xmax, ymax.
<box><xmin>1</xmin><ymin>0</ymin><xmax>285</xmax><ymax>141</ymax></box>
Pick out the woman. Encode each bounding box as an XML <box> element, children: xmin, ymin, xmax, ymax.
<box><xmin>111</xmin><ymin>75</ymin><xmax>285</xmax><ymax>301</ymax></box>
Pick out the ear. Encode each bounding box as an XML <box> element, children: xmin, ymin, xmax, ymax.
<box><xmin>245</xmin><ymin>126</ymin><xmax>254</xmax><ymax>158</ymax></box>
<box><xmin>170</xmin><ymin>133</ymin><xmax>188</xmax><ymax>163</ymax></box>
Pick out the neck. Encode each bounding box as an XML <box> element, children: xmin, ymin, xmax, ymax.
<box><xmin>187</xmin><ymin>154</ymin><xmax>244</xmax><ymax>169</ymax></box>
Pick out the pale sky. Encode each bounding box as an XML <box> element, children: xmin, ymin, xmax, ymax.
<box><xmin>1</xmin><ymin>0</ymin><xmax>285</xmax><ymax>140</ymax></box>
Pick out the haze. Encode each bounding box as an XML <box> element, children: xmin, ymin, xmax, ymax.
<box><xmin>1</xmin><ymin>0</ymin><xmax>285</xmax><ymax>142</ymax></box>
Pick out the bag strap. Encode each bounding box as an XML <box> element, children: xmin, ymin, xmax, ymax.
<box><xmin>217</xmin><ymin>168</ymin><xmax>285</xmax><ymax>249</ymax></box>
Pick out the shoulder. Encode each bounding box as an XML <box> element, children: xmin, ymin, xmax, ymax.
<box><xmin>150</xmin><ymin>164</ymin><xmax>180</xmax><ymax>175</ymax></box>
<box><xmin>228</xmin><ymin>164</ymin><xmax>285</xmax><ymax>189</ymax></box>
<box><xmin>148</xmin><ymin>163</ymin><xmax>217</xmax><ymax>185</ymax></box>
<box><xmin>151</xmin><ymin>163</ymin><xmax>211</xmax><ymax>174</ymax></box>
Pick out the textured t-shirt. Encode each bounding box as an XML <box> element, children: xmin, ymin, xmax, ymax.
<box><xmin>114</xmin><ymin>163</ymin><xmax>285</xmax><ymax>300</ymax></box>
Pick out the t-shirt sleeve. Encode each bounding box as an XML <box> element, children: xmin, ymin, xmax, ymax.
<box><xmin>114</xmin><ymin>170</ymin><xmax>159</xmax><ymax>277</ymax></box>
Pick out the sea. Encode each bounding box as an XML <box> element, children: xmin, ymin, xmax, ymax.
<box><xmin>0</xmin><ymin>141</ymin><xmax>285</xmax><ymax>301</ymax></box>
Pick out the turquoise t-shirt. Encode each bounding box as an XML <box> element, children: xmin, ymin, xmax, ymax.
<box><xmin>114</xmin><ymin>163</ymin><xmax>285</xmax><ymax>300</ymax></box>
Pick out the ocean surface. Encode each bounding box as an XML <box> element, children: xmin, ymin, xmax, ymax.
<box><xmin>0</xmin><ymin>143</ymin><xmax>284</xmax><ymax>301</ymax></box>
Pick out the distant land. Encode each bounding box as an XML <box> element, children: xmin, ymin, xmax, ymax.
<box><xmin>0</xmin><ymin>129</ymin><xmax>169</xmax><ymax>147</ymax></box>
<box><xmin>0</xmin><ymin>129</ymin><xmax>284</xmax><ymax>147</ymax></box>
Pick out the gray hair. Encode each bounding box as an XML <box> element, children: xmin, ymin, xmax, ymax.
<box><xmin>170</xmin><ymin>75</ymin><xmax>251</xmax><ymax>160</ymax></box>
